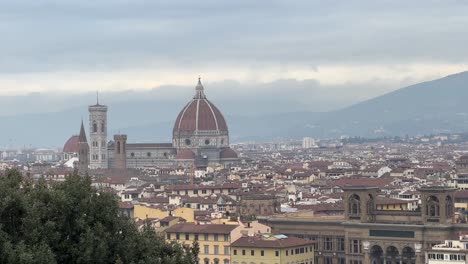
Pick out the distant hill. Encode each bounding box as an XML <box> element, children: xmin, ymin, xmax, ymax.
<box><xmin>1</xmin><ymin>71</ymin><xmax>467</xmax><ymax>147</ymax></box>
<box><xmin>314</xmin><ymin>71</ymin><xmax>468</xmax><ymax>137</ymax></box>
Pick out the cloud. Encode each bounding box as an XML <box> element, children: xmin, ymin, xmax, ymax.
<box><xmin>0</xmin><ymin>0</ymin><xmax>467</xmax><ymax>95</ymax></box>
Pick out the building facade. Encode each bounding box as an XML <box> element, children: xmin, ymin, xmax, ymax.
<box><xmin>165</xmin><ymin>223</ymin><xmax>239</xmax><ymax>264</ymax></box>
<box><xmin>426</xmin><ymin>236</ymin><xmax>468</xmax><ymax>264</ymax></box>
<box><xmin>231</xmin><ymin>235</ymin><xmax>315</xmax><ymax>264</ymax></box>
<box><xmin>260</xmin><ymin>185</ymin><xmax>467</xmax><ymax>264</ymax></box>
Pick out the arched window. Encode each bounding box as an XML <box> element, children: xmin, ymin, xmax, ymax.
<box><xmin>426</xmin><ymin>196</ymin><xmax>440</xmax><ymax>217</ymax></box>
<box><xmin>93</xmin><ymin>122</ymin><xmax>97</xmax><ymax>133</ymax></box>
<box><xmin>117</xmin><ymin>142</ymin><xmax>121</xmax><ymax>154</ymax></box>
<box><xmin>348</xmin><ymin>194</ymin><xmax>361</xmax><ymax>217</ymax></box>
<box><xmin>101</xmin><ymin>122</ymin><xmax>105</xmax><ymax>132</ymax></box>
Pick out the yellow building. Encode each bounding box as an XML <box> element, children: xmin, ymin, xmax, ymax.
<box><xmin>165</xmin><ymin>223</ymin><xmax>240</xmax><ymax>264</ymax></box>
<box><xmin>230</xmin><ymin>235</ymin><xmax>315</xmax><ymax>264</ymax></box>
<box><xmin>375</xmin><ymin>197</ymin><xmax>409</xmax><ymax>211</ymax></box>
<box><xmin>133</xmin><ymin>204</ymin><xmax>195</xmax><ymax>223</ymax></box>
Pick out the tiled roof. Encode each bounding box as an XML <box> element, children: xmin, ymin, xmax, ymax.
<box><xmin>63</xmin><ymin>135</ymin><xmax>80</xmax><ymax>153</ymax></box>
<box><xmin>165</xmin><ymin>223</ymin><xmax>238</xmax><ymax>234</ymax></box>
<box><xmin>231</xmin><ymin>236</ymin><xmax>315</xmax><ymax>249</ymax></box>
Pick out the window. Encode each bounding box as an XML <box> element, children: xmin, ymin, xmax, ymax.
<box><xmin>194</xmin><ymin>234</ymin><xmax>199</xmax><ymax>241</ymax></box>
<box><xmin>93</xmin><ymin>122</ymin><xmax>97</xmax><ymax>132</ymax></box>
<box><xmin>166</xmin><ymin>234</ymin><xmax>171</xmax><ymax>240</ymax></box>
<box><xmin>185</xmin><ymin>234</ymin><xmax>189</xmax><ymax>240</ymax></box>
<box><xmin>204</xmin><ymin>234</ymin><xmax>209</xmax><ymax>241</ymax></box>
<box><xmin>101</xmin><ymin>122</ymin><xmax>105</xmax><ymax>132</ymax></box>
<box><xmin>204</xmin><ymin>245</ymin><xmax>209</xmax><ymax>254</ymax></box>
<box><xmin>205</xmin><ymin>139</ymin><xmax>210</xmax><ymax>145</ymax></box>
<box><xmin>275</xmin><ymin>251</ymin><xmax>279</xmax><ymax>257</ymax></box>
<box><xmin>214</xmin><ymin>234</ymin><xmax>218</xmax><ymax>241</ymax></box>
<box><xmin>250</xmin><ymin>250</ymin><xmax>254</xmax><ymax>256</ymax></box>
<box><xmin>286</xmin><ymin>250</ymin><xmax>289</xmax><ymax>256</ymax></box>
<box><xmin>233</xmin><ymin>249</ymin><xmax>237</xmax><ymax>255</ymax></box>
<box><xmin>214</xmin><ymin>246</ymin><xmax>219</xmax><ymax>255</ymax></box>
<box><xmin>350</xmin><ymin>239</ymin><xmax>361</xmax><ymax>254</ymax></box>
<box><xmin>185</xmin><ymin>139</ymin><xmax>191</xmax><ymax>145</ymax></box>
<box><xmin>242</xmin><ymin>250</ymin><xmax>245</xmax><ymax>256</ymax></box>
<box><xmin>338</xmin><ymin>237</ymin><xmax>345</xmax><ymax>251</ymax></box>
<box><xmin>147</xmin><ymin>152</ymin><xmax>151</xmax><ymax>157</ymax></box>
<box><xmin>224</xmin><ymin>246</ymin><xmax>229</xmax><ymax>255</ymax></box>
<box><xmin>176</xmin><ymin>234</ymin><xmax>180</xmax><ymax>240</ymax></box>
<box><xmin>324</xmin><ymin>237</ymin><xmax>333</xmax><ymax>251</ymax></box>
<box><xmin>261</xmin><ymin>250</ymin><xmax>264</xmax><ymax>256</ymax></box>
<box><xmin>224</xmin><ymin>234</ymin><xmax>229</xmax><ymax>241</ymax></box>
<box><xmin>101</xmin><ymin>154</ymin><xmax>105</xmax><ymax>160</ymax></box>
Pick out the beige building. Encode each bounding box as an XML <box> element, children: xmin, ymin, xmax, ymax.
<box><xmin>231</xmin><ymin>235</ymin><xmax>315</xmax><ymax>264</ymax></box>
<box><xmin>238</xmin><ymin>194</ymin><xmax>280</xmax><ymax>221</ymax></box>
<box><xmin>426</xmin><ymin>236</ymin><xmax>468</xmax><ymax>264</ymax></box>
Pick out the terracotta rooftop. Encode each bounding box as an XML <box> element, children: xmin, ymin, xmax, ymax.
<box><xmin>165</xmin><ymin>223</ymin><xmax>238</xmax><ymax>234</ymax></box>
<box><xmin>231</xmin><ymin>235</ymin><xmax>315</xmax><ymax>249</ymax></box>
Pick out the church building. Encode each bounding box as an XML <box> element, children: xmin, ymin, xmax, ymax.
<box><xmin>66</xmin><ymin>78</ymin><xmax>238</xmax><ymax>171</ymax></box>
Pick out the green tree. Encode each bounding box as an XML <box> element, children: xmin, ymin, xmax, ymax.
<box><xmin>0</xmin><ymin>169</ymin><xmax>198</xmax><ymax>264</ymax></box>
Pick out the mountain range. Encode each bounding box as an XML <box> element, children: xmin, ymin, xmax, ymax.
<box><xmin>1</xmin><ymin>71</ymin><xmax>468</xmax><ymax>148</ymax></box>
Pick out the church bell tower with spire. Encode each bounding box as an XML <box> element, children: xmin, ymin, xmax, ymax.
<box><xmin>88</xmin><ymin>93</ymin><xmax>108</xmax><ymax>169</ymax></box>
<box><xmin>77</xmin><ymin>120</ymin><xmax>90</xmax><ymax>174</ymax></box>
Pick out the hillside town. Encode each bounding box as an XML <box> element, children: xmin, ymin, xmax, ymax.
<box><xmin>2</xmin><ymin>80</ymin><xmax>468</xmax><ymax>264</ymax></box>
<box><xmin>3</xmin><ymin>132</ymin><xmax>468</xmax><ymax>263</ymax></box>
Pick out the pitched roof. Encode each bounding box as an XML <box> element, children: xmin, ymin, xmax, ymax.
<box><xmin>79</xmin><ymin>120</ymin><xmax>88</xmax><ymax>143</ymax></box>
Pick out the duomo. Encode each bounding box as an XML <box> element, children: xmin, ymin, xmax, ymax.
<box><xmin>62</xmin><ymin>78</ymin><xmax>239</xmax><ymax>172</ymax></box>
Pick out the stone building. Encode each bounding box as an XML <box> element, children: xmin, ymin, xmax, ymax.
<box><xmin>259</xmin><ymin>185</ymin><xmax>467</xmax><ymax>264</ymax></box>
<box><xmin>88</xmin><ymin>98</ymin><xmax>108</xmax><ymax>169</ymax></box>
<box><xmin>238</xmin><ymin>194</ymin><xmax>280</xmax><ymax>221</ymax></box>
<box><xmin>65</xmin><ymin>78</ymin><xmax>239</xmax><ymax>171</ymax></box>
<box><xmin>77</xmin><ymin>120</ymin><xmax>89</xmax><ymax>174</ymax></box>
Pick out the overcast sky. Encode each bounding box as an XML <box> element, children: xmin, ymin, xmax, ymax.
<box><xmin>0</xmin><ymin>0</ymin><xmax>467</xmax><ymax>98</ymax></box>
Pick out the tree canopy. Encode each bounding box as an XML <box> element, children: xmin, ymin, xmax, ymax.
<box><xmin>0</xmin><ymin>169</ymin><xmax>198</xmax><ymax>264</ymax></box>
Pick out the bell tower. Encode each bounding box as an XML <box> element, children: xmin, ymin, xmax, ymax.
<box><xmin>113</xmin><ymin>134</ymin><xmax>127</xmax><ymax>169</ymax></box>
<box><xmin>77</xmin><ymin>120</ymin><xmax>89</xmax><ymax>174</ymax></box>
<box><xmin>88</xmin><ymin>93</ymin><xmax>108</xmax><ymax>169</ymax></box>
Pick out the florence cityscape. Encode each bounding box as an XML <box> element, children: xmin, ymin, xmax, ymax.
<box><xmin>1</xmin><ymin>1</ymin><xmax>468</xmax><ymax>264</ymax></box>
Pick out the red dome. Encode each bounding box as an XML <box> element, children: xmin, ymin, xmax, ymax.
<box><xmin>173</xmin><ymin>79</ymin><xmax>228</xmax><ymax>133</ymax></box>
<box><xmin>175</xmin><ymin>149</ymin><xmax>196</xmax><ymax>160</ymax></box>
<box><xmin>63</xmin><ymin>135</ymin><xmax>80</xmax><ymax>153</ymax></box>
<box><xmin>220</xmin><ymin>148</ymin><xmax>238</xmax><ymax>159</ymax></box>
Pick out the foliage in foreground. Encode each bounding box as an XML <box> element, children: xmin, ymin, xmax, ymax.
<box><xmin>0</xmin><ymin>169</ymin><xmax>198</xmax><ymax>264</ymax></box>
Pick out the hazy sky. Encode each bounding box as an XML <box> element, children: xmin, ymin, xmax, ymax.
<box><xmin>0</xmin><ymin>0</ymin><xmax>467</xmax><ymax>97</ymax></box>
